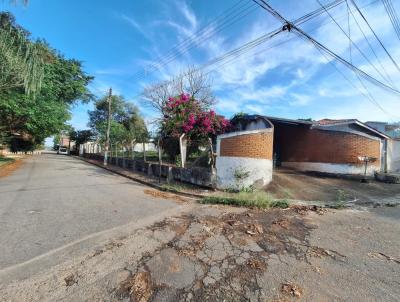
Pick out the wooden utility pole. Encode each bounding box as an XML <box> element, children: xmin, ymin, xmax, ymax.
<box><xmin>103</xmin><ymin>88</ymin><xmax>112</xmax><ymax>166</ymax></box>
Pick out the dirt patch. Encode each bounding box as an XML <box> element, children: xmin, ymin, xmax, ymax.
<box><xmin>143</xmin><ymin>189</ymin><xmax>189</xmax><ymax>203</ymax></box>
<box><xmin>118</xmin><ymin>271</ymin><xmax>153</xmax><ymax>302</ymax></box>
<box><xmin>0</xmin><ymin>158</ymin><xmax>23</xmax><ymax>178</ymax></box>
<box><xmin>116</xmin><ymin>206</ymin><xmax>341</xmax><ymax>301</ymax></box>
<box><xmin>247</xmin><ymin>258</ymin><xmax>266</xmax><ymax>270</ymax></box>
<box><xmin>368</xmin><ymin>252</ymin><xmax>400</xmax><ymax>264</ymax></box>
<box><xmin>266</xmin><ymin>168</ymin><xmax>400</xmax><ymax>204</ymax></box>
<box><xmin>280</xmin><ymin>282</ymin><xmax>303</xmax><ymax>298</ymax></box>
<box><xmin>64</xmin><ymin>273</ymin><xmax>78</xmax><ymax>286</ymax></box>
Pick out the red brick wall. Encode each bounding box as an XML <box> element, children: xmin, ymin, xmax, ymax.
<box><xmin>275</xmin><ymin>124</ymin><xmax>381</xmax><ymax>165</ymax></box>
<box><xmin>220</xmin><ymin>131</ymin><xmax>273</xmax><ymax>160</ymax></box>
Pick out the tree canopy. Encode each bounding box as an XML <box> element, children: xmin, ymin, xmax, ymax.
<box><xmin>0</xmin><ymin>12</ymin><xmax>93</xmax><ymax>150</ymax></box>
<box><xmin>88</xmin><ymin>95</ymin><xmax>148</xmax><ymax>148</ymax></box>
<box><xmin>0</xmin><ymin>12</ymin><xmax>45</xmax><ymax>95</ymax></box>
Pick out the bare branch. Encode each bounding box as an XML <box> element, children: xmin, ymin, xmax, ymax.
<box><xmin>142</xmin><ymin>66</ymin><xmax>215</xmax><ymax>116</ymax></box>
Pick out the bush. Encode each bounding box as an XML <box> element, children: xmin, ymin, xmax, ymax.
<box><xmin>201</xmin><ymin>191</ymin><xmax>289</xmax><ymax>209</ymax></box>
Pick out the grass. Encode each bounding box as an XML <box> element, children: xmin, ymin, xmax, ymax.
<box><xmin>330</xmin><ymin>189</ymin><xmax>348</xmax><ymax>209</ymax></box>
<box><xmin>160</xmin><ymin>181</ymin><xmax>203</xmax><ymax>193</ymax></box>
<box><xmin>201</xmin><ymin>190</ymin><xmax>289</xmax><ymax>209</ymax></box>
<box><xmin>160</xmin><ymin>183</ymin><xmax>184</xmax><ymax>193</ymax></box>
<box><xmin>0</xmin><ymin>156</ymin><xmax>14</xmax><ymax>167</ymax></box>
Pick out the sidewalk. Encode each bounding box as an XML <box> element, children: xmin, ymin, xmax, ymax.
<box><xmin>77</xmin><ymin>156</ymin><xmax>212</xmax><ymax>199</ymax></box>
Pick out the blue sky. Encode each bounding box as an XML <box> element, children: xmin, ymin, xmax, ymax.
<box><xmin>2</xmin><ymin>0</ymin><xmax>400</xmax><ymax>137</ymax></box>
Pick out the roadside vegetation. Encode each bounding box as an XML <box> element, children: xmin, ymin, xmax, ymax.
<box><xmin>0</xmin><ymin>156</ymin><xmax>14</xmax><ymax>167</ymax></box>
<box><xmin>0</xmin><ymin>12</ymin><xmax>92</xmax><ymax>152</ymax></box>
<box><xmin>201</xmin><ymin>190</ymin><xmax>289</xmax><ymax>209</ymax></box>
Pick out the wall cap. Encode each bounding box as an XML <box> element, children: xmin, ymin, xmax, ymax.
<box><xmin>217</xmin><ymin>128</ymin><xmax>273</xmax><ymax>140</ymax></box>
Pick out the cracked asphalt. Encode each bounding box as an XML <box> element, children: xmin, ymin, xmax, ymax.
<box><xmin>1</xmin><ymin>155</ymin><xmax>399</xmax><ymax>301</ymax></box>
<box><xmin>1</xmin><ymin>201</ymin><xmax>399</xmax><ymax>301</ymax></box>
<box><xmin>0</xmin><ymin>154</ymin><xmax>184</xmax><ymax>281</ymax></box>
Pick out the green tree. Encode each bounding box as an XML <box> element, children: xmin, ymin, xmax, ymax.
<box><xmin>0</xmin><ymin>12</ymin><xmax>46</xmax><ymax>95</ymax></box>
<box><xmin>0</xmin><ymin>12</ymin><xmax>93</xmax><ymax>151</ymax></box>
<box><xmin>88</xmin><ymin>95</ymin><xmax>148</xmax><ymax>150</ymax></box>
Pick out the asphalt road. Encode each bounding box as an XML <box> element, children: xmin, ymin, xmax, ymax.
<box><xmin>0</xmin><ymin>154</ymin><xmax>182</xmax><ymax>275</ymax></box>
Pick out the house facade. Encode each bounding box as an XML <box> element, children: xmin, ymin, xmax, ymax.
<box><xmin>216</xmin><ymin>120</ymin><xmax>274</xmax><ymax>189</ymax></box>
<box><xmin>215</xmin><ymin>115</ymin><xmax>389</xmax><ymax>189</ymax></box>
<box><xmin>366</xmin><ymin>121</ymin><xmax>400</xmax><ymax>173</ymax></box>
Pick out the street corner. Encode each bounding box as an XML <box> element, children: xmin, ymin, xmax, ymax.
<box><xmin>113</xmin><ymin>205</ymin><xmax>347</xmax><ymax>301</ymax></box>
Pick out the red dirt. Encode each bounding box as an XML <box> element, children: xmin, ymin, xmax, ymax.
<box><xmin>0</xmin><ymin>159</ymin><xmax>23</xmax><ymax>178</ymax></box>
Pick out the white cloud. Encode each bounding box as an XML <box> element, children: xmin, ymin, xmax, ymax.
<box><xmin>119</xmin><ymin>14</ymin><xmax>147</xmax><ymax>37</ymax></box>
<box><xmin>120</xmin><ymin>0</ymin><xmax>400</xmax><ymax>122</ymax></box>
<box><xmin>237</xmin><ymin>86</ymin><xmax>288</xmax><ymax>102</ymax></box>
<box><xmin>178</xmin><ymin>1</ymin><xmax>197</xmax><ymax>30</ymax></box>
<box><xmin>245</xmin><ymin>104</ymin><xmax>266</xmax><ymax>115</ymax></box>
<box><xmin>289</xmin><ymin>93</ymin><xmax>312</xmax><ymax>106</ymax></box>
<box><xmin>296</xmin><ymin>68</ymin><xmax>305</xmax><ymax>79</ymax></box>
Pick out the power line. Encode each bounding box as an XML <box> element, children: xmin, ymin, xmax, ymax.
<box><xmin>315</xmin><ymin>44</ymin><xmax>397</xmax><ymax>118</ymax></box>
<box><xmin>344</xmin><ymin>1</ymin><xmax>397</xmax><ymax>119</ymax></box>
<box><xmin>210</xmin><ymin>0</ymin><xmax>380</xmax><ymax>74</ymax></box>
<box><xmin>346</xmin><ymin>0</ymin><xmax>396</xmax><ymax>88</ymax></box>
<box><xmin>137</xmin><ymin>0</ymin><xmax>345</xmax><ymax>95</ymax></box>
<box><xmin>132</xmin><ymin>0</ymin><xmax>258</xmax><ymax>82</ymax></box>
<box><xmin>127</xmin><ymin>0</ymin><xmax>374</xmax><ymax>105</ymax></box>
<box><xmin>133</xmin><ymin>0</ymin><xmax>345</xmax><ymax>84</ymax></box>
<box><xmin>252</xmin><ymin>0</ymin><xmax>400</xmax><ymax>120</ymax></box>
<box><xmin>381</xmin><ymin>0</ymin><xmax>400</xmax><ymax>40</ymax></box>
<box><xmin>316</xmin><ymin>0</ymin><xmax>394</xmax><ymax>86</ymax></box>
<box><xmin>252</xmin><ymin>0</ymin><xmax>400</xmax><ymax>96</ymax></box>
<box><xmin>348</xmin><ymin>0</ymin><xmax>400</xmax><ymax>73</ymax></box>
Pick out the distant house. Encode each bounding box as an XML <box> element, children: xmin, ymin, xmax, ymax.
<box><xmin>366</xmin><ymin>121</ymin><xmax>400</xmax><ymax>173</ymax></box>
<box><xmin>365</xmin><ymin>121</ymin><xmax>400</xmax><ymax>139</ymax></box>
<box><xmin>215</xmin><ymin>115</ymin><xmax>389</xmax><ymax>189</ymax></box>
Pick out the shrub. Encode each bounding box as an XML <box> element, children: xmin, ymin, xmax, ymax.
<box><xmin>201</xmin><ymin>191</ymin><xmax>289</xmax><ymax>209</ymax></box>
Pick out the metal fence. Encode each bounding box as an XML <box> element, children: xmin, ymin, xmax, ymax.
<box><xmin>82</xmin><ymin>139</ymin><xmax>215</xmax><ymax>169</ymax></box>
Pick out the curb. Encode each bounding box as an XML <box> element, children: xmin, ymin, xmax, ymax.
<box><xmin>73</xmin><ymin>156</ymin><xmax>399</xmax><ymax>210</ymax></box>
<box><xmin>0</xmin><ymin>158</ymin><xmax>17</xmax><ymax>169</ymax></box>
<box><xmin>74</xmin><ymin>156</ymin><xmax>206</xmax><ymax>200</ymax></box>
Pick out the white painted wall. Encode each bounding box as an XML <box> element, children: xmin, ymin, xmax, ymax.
<box><xmin>133</xmin><ymin>143</ymin><xmax>157</xmax><ymax>152</ymax></box>
<box><xmin>387</xmin><ymin>140</ymin><xmax>400</xmax><ymax>173</ymax></box>
<box><xmin>282</xmin><ymin>162</ymin><xmax>380</xmax><ymax>176</ymax></box>
<box><xmin>313</xmin><ymin>124</ymin><xmax>382</xmax><ymax>141</ymax></box>
<box><xmin>216</xmin><ymin>128</ymin><xmax>274</xmax><ymax>189</ymax></box>
<box><xmin>243</xmin><ymin>120</ymin><xmax>269</xmax><ymax>131</ymax></box>
<box><xmin>216</xmin><ymin>157</ymin><xmax>273</xmax><ymax>189</ymax></box>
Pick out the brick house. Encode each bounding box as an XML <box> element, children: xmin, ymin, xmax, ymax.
<box><xmin>216</xmin><ymin>121</ymin><xmax>274</xmax><ymax>189</ymax></box>
<box><xmin>215</xmin><ymin>115</ymin><xmax>389</xmax><ymax>189</ymax></box>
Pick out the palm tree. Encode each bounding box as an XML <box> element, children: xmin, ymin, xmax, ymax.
<box><xmin>0</xmin><ymin>12</ymin><xmax>45</xmax><ymax>95</ymax></box>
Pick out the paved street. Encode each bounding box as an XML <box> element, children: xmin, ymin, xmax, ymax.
<box><xmin>1</xmin><ymin>155</ymin><xmax>399</xmax><ymax>301</ymax></box>
<box><xmin>0</xmin><ymin>154</ymin><xmax>184</xmax><ymax>280</ymax></box>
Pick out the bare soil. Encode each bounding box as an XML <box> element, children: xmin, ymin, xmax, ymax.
<box><xmin>0</xmin><ymin>158</ymin><xmax>23</xmax><ymax>178</ymax></box>
<box><xmin>266</xmin><ymin>168</ymin><xmax>400</xmax><ymax>204</ymax></box>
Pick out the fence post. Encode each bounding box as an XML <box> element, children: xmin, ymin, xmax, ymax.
<box><xmin>179</xmin><ymin>134</ymin><xmax>187</xmax><ymax>168</ymax></box>
<box><xmin>143</xmin><ymin>142</ymin><xmax>146</xmax><ymax>162</ymax></box>
<box><xmin>115</xmin><ymin>144</ymin><xmax>118</xmax><ymax>164</ymax></box>
<box><xmin>122</xmin><ymin>147</ymin><xmax>126</xmax><ymax>168</ymax></box>
<box><xmin>158</xmin><ymin>139</ymin><xmax>162</xmax><ymax>183</ymax></box>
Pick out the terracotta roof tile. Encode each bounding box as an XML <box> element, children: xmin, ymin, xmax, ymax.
<box><xmin>315</xmin><ymin>119</ymin><xmax>357</xmax><ymax>126</ymax></box>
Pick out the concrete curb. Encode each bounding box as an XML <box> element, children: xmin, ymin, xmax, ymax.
<box><xmin>74</xmin><ymin>156</ymin><xmax>400</xmax><ymax>210</ymax></box>
<box><xmin>74</xmin><ymin>156</ymin><xmax>206</xmax><ymax>200</ymax></box>
<box><xmin>0</xmin><ymin>159</ymin><xmax>16</xmax><ymax>169</ymax></box>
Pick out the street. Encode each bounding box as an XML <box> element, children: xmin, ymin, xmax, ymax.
<box><xmin>0</xmin><ymin>155</ymin><xmax>399</xmax><ymax>301</ymax></box>
<box><xmin>0</xmin><ymin>154</ymin><xmax>186</xmax><ymax>282</ymax></box>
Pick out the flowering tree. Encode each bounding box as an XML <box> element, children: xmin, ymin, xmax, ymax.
<box><xmin>160</xmin><ymin>93</ymin><xmax>230</xmax><ymax>162</ymax></box>
<box><xmin>161</xmin><ymin>93</ymin><xmax>230</xmax><ymax>143</ymax></box>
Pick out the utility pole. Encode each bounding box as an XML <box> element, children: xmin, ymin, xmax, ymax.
<box><xmin>103</xmin><ymin>88</ymin><xmax>112</xmax><ymax>166</ymax></box>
